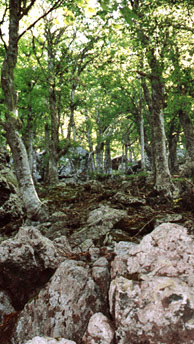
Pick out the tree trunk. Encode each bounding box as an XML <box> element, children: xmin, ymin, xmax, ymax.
<box><xmin>47</xmin><ymin>85</ymin><xmax>59</xmax><ymax>184</ymax></box>
<box><xmin>124</xmin><ymin>144</ymin><xmax>128</xmax><ymax>174</ymax></box>
<box><xmin>167</xmin><ymin>119</ymin><xmax>180</xmax><ymax>173</ymax></box>
<box><xmin>22</xmin><ymin>109</ymin><xmax>34</xmax><ymax>174</ymax></box>
<box><xmin>85</xmin><ymin>114</ymin><xmax>95</xmax><ymax>172</ymax></box>
<box><xmin>151</xmin><ymin>83</ymin><xmax>173</xmax><ymax>195</ymax></box>
<box><xmin>104</xmin><ymin>140</ymin><xmax>112</xmax><ymax>174</ymax></box>
<box><xmin>1</xmin><ymin>1</ymin><xmax>46</xmax><ymax>221</ymax></box>
<box><xmin>179</xmin><ymin>109</ymin><xmax>194</xmax><ymax>178</ymax></box>
<box><xmin>95</xmin><ymin>110</ymin><xmax>104</xmax><ymax>173</ymax></box>
<box><xmin>140</xmin><ymin>112</ymin><xmax>145</xmax><ymax>171</ymax></box>
<box><xmin>96</xmin><ymin>142</ymin><xmax>104</xmax><ymax>173</ymax></box>
<box><xmin>149</xmin><ymin>54</ymin><xmax>174</xmax><ymax>197</ymax></box>
<box><xmin>179</xmin><ymin>110</ymin><xmax>194</xmax><ymax>160</ymax></box>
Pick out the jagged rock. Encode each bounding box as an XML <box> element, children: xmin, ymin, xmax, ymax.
<box><xmin>92</xmin><ymin>257</ymin><xmax>110</xmax><ymax>301</ymax></box>
<box><xmin>0</xmin><ymin>289</ymin><xmax>15</xmax><ymax>324</ymax></box>
<box><xmin>23</xmin><ymin>337</ymin><xmax>76</xmax><ymax>344</ymax></box>
<box><xmin>111</xmin><ymin>192</ymin><xmax>146</xmax><ymax>206</ymax></box>
<box><xmin>87</xmin><ymin>205</ymin><xmax>127</xmax><ymax>227</ymax></box>
<box><xmin>12</xmin><ymin>260</ymin><xmax>107</xmax><ymax>344</ymax></box>
<box><xmin>0</xmin><ymin>226</ymin><xmax>65</xmax><ymax>309</ymax></box>
<box><xmin>82</xmin><ymin>312</ymin><xmax>115</xmax><ymax>344</ymax></box>
<box><xmin>0</xmin><ymin>148</ymin><xmax>23</xmax><ymax>229</ymax></box>
<box><xmin>69</xmin><ymin>205</ymin><xmax>127</xmax><ymax>246</ymax></box>
<box><xmin>58</xmin><ymin>159</ymin><xmax>75</xmax><ymax>178</ymax></box>
<box><xmin>114</xmin><ymin>241</ymin><xmax>137</xmax><ymax>257</ymax></box>
<box><xmin>109</xmin><ymin>223</ymin><xmax>194</xmax><ymax>344</ymax></box>
<box><xmin>179</xmin><ymin>158</ymin><xmax>194</xmax><ymax>179</ymax></box>
<box><xmin>58</xmin><ymin>147</ymin><xmax>89</xmax><ymax>179</ymax></box>
<box><xmin>154</xmin><ymin>213</ymin><xmax>183</xmax><ymax>227</ymax></box>
<box><xmin>110</xmin><ymin>241</ymin><xmax>138</xmax><ymax>280</ymax></box>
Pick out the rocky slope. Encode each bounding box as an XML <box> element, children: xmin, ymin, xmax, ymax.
<box><xmin>0</xmin><ymin>162</ymin><xmax>194</xmax><ymax>343</ymax></box>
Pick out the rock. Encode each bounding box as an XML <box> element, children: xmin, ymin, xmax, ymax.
<box><xmin>92</xmin><ymin>257</ymin><xmax>110</xmax><ymax>301</ymax></box>
<box><xmin>179</xmin><ymin>158</ymin><xmax>194</xmax><ymax>179</ymax></box>
<box><xmin>82</xmin><ymin>312</ymin><xmax>115</xmax><ymax>344</ymax></box>
<box><xmin>87</xmin><ymin>205</ymin><xmax>127</xmax><ymax>227</ymax></box>
<box><xmin>69</xmin><ymin>205</ymin><xmax>127</xmax><ymax>246</ymax></box>
<box><xmin>58</xmin><ymin>147</ymin><xmax>89</xmax><ymax>179</ymax></box>
<box><xmin>53</xmin><ymin>236</ymin><xmax>73</xmax><ymax>254</ymax></box>
<box><xmin>23</xmin><ymin>337</ymin><xmax>76</xmax><ymax>344</ymax></box>
<box><xmin>109</xmin><ymin>223</ymin><xmax>194</xmax><ymax>343</ymax></box>
<box><xmin>12</xmin><ymin>260</ymin><xmax>106</xmax><ymax>344</ymax></box>
<box><xmin>114</xmin><ymin>241</ymin><xmax>137</xmax><ymax>256</ymax></box>
<box><xmin>89</xmin><ymin>246</ymin><xmax>101</xmax><ymax>261</ymax></box>
<box><xmin>0</xmin><ymin>289</ymin><xmax>15</xmax><ymax>324</ymax></box>
<box><xmin>58</xmin><ymin>159</ymin><xmax>75</xmax><ymax>178</ymax></box>
<box><xmin>112</xmin><ymin>192</ymin><xmax>146</xmax><ymax>206</ymax></box>
<box><xmin>0</xmin><ymin>226</ymin><xmax>65</xmax><ymax>309</ymax></box>
<box><xmin>0</xmin><ymin>146</ymin><xmax>10</xmax><ymax>167</ymax></box>
<box><xmin>111</xmin><ymin>155</ymin><xmax>128</xmax><ymax>170</ymax></box>
<box><xmin>0</xmin><ymin>154</ymin><xmax>23</xmax><ymax>229</ymax></box>
<box><xmin>154</xmin><ymin>213</ymin><xmax>183</xmax><ymax>227</ymax></box>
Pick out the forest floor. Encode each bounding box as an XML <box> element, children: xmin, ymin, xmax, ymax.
<box><xmin>0</xmin><ymin>173</ymin><xmax>194</xmax><ymax>344</ymax></box>
<box><xmin>36</xmin><ymin>173</ymin><xmax>194</xmax><ymax>243</ymax></box>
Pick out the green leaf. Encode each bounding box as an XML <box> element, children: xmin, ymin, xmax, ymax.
<box><xmin>120</xmin><ymin>7</ymin><xmax>138</xmax><ymax>26</ymax></box>
<box><xmin>100</xmin><ymin>0</ymin><xmax>110</xmax><ymax>11</ymax></box>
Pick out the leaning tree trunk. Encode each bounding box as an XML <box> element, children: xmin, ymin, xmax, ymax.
<box><xmin>1</xmin><ymin>1</ymin><xmax>47</xmax><ymax>221</ymax></box>
<box><xmin>22</xmin><ymin>109</ymin><xmax>34</xmax><ymax>174</ymax></box>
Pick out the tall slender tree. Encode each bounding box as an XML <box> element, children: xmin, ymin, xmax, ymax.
<box><xmin>0</xmin><ymin>0</ymin><xmax>64</xmax><ymax>220</ymax></box>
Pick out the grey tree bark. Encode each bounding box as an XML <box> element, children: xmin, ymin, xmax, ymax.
<box><xmin>104</xmin><ymin>140</ymin><xmax>112</xmax><ymax>174</ymax></box>
<box><xmin>85</xmin><ymin>112</ymin><xmax>95</xmax><ymax>172</ymax></box>
<box><xmin>0</xmin><ymin>0</ymin><xmax>47</xmax><ymax>221</ymax></box>
<box><xmin>95</xmin><ymin>111</ymin><xmax>104</xmax><ymax>173</ymax></box>
<box><xmin>150</xmin><ymin>67</ymin><xmax>173</xmax><ymax>196</ymax></box>
<box><xmin>140</xmin><ymin>112</ymin><xmax>145</xmax><ymax>171</ymax></box>
<box><xmin>179</xmin><ymin>109</ymin><xmax>194</xmax><ymax>178</ymax></box>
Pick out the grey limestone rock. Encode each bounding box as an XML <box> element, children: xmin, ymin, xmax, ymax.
<box><xmin>0</xmin><ymin>226</ymin><xmax>65</xmax><ymax>309</ymax></box>
<box><xmin>23</xmin><ymin>336</ymin><xmax>76</xmax><ymax>344</ymax></box>
<box><xmin>12</xmin><ymin>260</ymin><xmax>106</xmax><ymax>344</ymax></box>
<box><xmin>109</xmin><ymin>223</ymin><xmax>194</xmax><ymax>344</ymax></box>
<box><xmin>82</xmin><ymin>312</ymin><xmax>115</xmax><ymax>344</ymax></box>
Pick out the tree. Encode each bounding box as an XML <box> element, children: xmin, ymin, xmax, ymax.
<box><xmin>124</xmin><ymin>1</ymin><xmax>175</xmax><ymax>196</ymax></box>
<box><xmin>0</xmin><ymin>0</ymin><xmax>64</xmax><ymax>221</ymax></box>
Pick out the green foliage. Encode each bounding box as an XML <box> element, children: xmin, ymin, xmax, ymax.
<box><xmin>0</xmin><ymin>0</ymin><xmax>193</xmax><ymax>180</ymax></box>
<box><xmin>120</xmin><ymin>7</ymin><xmax>138</xmax><ymax>26</ymax></box>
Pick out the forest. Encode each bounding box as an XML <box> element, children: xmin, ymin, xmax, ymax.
<box><xmin>1</xmin><ymin>2</ymin><xmax>194</xmax><ymax>344</ymax></box>
<box><xmin>0</xmin><ymin>0</ymin><xmax>194</xmax><ymax>222</ymax></box>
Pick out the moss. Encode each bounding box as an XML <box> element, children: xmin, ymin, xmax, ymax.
<box><xmin>172</xmin><ymin>177</ymin><xmax>188</xmax><ymax>182</ymax></box>
<box><xmin>5</xmin><ymin>171</ymin><xmax>18</xmax><ymax>187</ymax></box>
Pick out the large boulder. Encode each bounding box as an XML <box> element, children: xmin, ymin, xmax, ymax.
<box><xmin>0</xmin><ymin>226</ymin><xmax>65</xmax><ymax>309</ymax></box>
<box><xmin>12</xmin><ymin>260</ymin><xmax>107</xmax><ymax>344</ymax></box>
<box><xmin>109</xmin><ymin>223</ymin><xmax>194</xmax><ymax>344</ymax></box>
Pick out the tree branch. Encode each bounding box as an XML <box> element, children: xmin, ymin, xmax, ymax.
<box><xmin>0</xmin><ymin>2</ymin><xmax>8</xmax><ymax>50</ymax></box>
<box><xmin>18</xmin><ymin>0</ymin><xmax>65</xmax><ymax>41</ymax></box>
